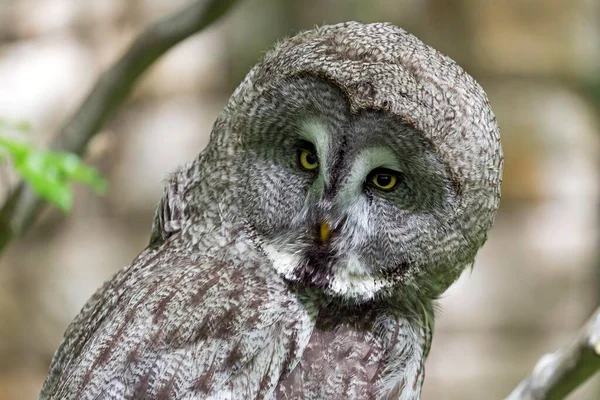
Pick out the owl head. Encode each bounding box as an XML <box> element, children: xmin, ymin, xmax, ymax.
<box><xmin>192</xmin><ymin>22</ymin><xmax>502</xmax><ymax>304</ymax></box>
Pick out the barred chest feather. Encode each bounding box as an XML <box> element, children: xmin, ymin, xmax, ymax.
<box><xmin>41</xmin><ymin>232</ymin><xmax>430</xmax><ymax>400</ymax></box>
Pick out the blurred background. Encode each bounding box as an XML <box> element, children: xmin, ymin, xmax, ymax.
<box><xmin>0</xmin><ymin>0</ymin><xmax>599</xmax><ymax>399</ymax></box>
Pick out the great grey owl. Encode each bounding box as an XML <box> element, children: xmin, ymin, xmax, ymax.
<box><xmin>40</xmin><ymin>22</ymin><xmax>502</xmax><ymax>399</ymax></box>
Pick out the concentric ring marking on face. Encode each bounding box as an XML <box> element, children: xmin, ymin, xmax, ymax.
<box><xmin>336</xmin><ymin>146</ymin><xmax>402</xmax><ymax>209</ymax></box>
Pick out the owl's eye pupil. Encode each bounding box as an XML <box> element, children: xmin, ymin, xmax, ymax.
<box><xmin>376</xmin><ymin>175</ymin><xmax>392</xmax><ymax>186</ymax></box>
<box><xmin>305</xmin><ymin>153</ymin><xmax>317</xmax><ymax>165</ymax></box>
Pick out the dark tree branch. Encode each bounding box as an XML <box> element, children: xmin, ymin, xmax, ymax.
<box><xmin>0</xmin><ymin>0</ymin><xmax>240</xmax><ymax>253</ymax></box>
<box><xmin>506</xmin><ymin>307</ymin><xmax>600</xmax><ymax>400</ymax></box>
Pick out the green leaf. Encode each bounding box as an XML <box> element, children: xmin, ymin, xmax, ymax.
<box><xmin>13</xmin><ymin>152</ymin><xmax>73</xmax><ymax>211</ymax></box>
<box><xmin>0</xmin><ymin>135</ymin><xmax>107</xmax><ymax>212</ymax></box>
<box><xmin>0</xmin><ymin>136</ymin><xmax>31</xmax><ymax>160</ymax></box>
<box><xmin>47</xmin><ymin>153</ymin><xmax>108</xmax><ymax>194</ymax></box>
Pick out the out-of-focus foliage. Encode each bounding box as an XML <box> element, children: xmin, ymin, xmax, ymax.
<box><xmin>0</xmin><ymin>119</ymin><xmax>106</xmax><ymax>211</ymax></box>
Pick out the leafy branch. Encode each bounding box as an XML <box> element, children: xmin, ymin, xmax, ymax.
<box><xmin>0</xmin><ymin>127</ymin><xmax>106</xmax><ymax>212</ymax></box>
<box><xmin>0</xmin><ymin>0</ymin><xmax>240</xmax><ymax>253</ymax></box>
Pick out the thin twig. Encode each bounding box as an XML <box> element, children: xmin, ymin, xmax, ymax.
<box><xmin>506</xmin><ymin>307</ymin><xmax>600</xmax><ymax>400</ymax></box>
<box><xmin>0</xmin><ymin>0</ymin><xmax>240</xmax><ymax>253</ymax></box>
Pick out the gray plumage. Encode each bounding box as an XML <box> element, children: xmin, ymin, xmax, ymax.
<box><xmin>40</xmin><ymin>22</ymin><xmax>502</xmax><ymax>399</ymax></box>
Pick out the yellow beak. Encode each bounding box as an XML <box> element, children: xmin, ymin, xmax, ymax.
<box><xmin>320</xmin><ymin>221</ymin><xmax>331</xmax><ymax>243</ymax></box>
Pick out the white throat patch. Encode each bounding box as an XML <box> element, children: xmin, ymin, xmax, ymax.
<box><xmin>263</xmin><ymin>244</ymin><xmax>390</xmax><ymax>301</ymax></box>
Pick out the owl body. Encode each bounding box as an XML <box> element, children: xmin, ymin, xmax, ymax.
<box><xmin>41</xmin><ymin>22</ymin><xmax>502</xmax><ymax>400</ymax></box>
<box><xmin>42</xmin><ymin>221</ymin><xmax>428</xmax><ymax>399</ymax></box>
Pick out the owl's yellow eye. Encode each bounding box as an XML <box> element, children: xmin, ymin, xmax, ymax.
<box><xmin>298</xmin><ymin>149</ymin><xmax>319</xmax><ymax>171</ymax></box>
<box><xmin>371</xmin><ymin>171</ymin><xmax>399</xmax><ymax>191</ymax></box>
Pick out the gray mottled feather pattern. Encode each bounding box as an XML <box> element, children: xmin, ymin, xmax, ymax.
<box><xmin>41</xmin><ymin>21</ymin><xmax>502</xmax><ymax>400</ymax></box>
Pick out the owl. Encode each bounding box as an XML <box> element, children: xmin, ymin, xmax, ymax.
<box><xmin>40</xmin><ymin>22</ymin><xmax>502</xmax><ymax>399</ymax></box>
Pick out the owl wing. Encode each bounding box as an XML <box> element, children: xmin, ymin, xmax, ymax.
<box><xmin>40</xmin><ymin>239</ymin><xmax>299</xmax><ymax>400</ymax></box>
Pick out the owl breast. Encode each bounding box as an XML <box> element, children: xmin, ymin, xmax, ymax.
<box><xmin>275</xmin><ymin>301</ymin><xmax>428</xmax><ymax>400</ymax></box>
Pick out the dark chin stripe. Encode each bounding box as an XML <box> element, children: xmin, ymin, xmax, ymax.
<box><xmin>379</xmin><ymin>260</ymin><xmax>411</xmax><ymax>282</ymax></box>
<box><xmin>291</xmin><ymin>243</ymin><xmax>336</xmax><ymax>287</ymax></box>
